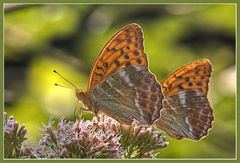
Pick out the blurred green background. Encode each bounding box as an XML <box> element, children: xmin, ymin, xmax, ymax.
<box><xmin>4</xmin><ymin>4</ymin><xmax>235</xmax><ymax>158</ymax></box>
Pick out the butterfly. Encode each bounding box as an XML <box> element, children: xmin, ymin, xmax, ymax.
<box><xmin>75</xmin><ymin>23</ymin><xmax>163</xmax><ymax>125</ymax></box>
<box><xmin>74</xmin><ymin>23</ymin><xmax>214</xmax><ymax>141</ymax></box>
<box><xmin>155</xmin><ymin>59</ymin><xmax>214</xmax><ymax>140</ymax></box>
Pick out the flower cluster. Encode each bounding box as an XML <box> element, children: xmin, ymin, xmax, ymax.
<box><xmin>118</xmin><ymin>121</ymin><xmax>168</xmax><ymax>158</ymax></box>
<box><xmin>31</xmin><ymin>117</ymin><xmax>122</xmax><ymax>158</ymax></box>
<box><xmin>4</xmin><ymin>113</ymin><xmax>168</xmax><ymax>159</ymax></box>
<box><xmin>4</xmin><ymin>112</ymin><xmax>28</xmax><ymax>158</ymax></box>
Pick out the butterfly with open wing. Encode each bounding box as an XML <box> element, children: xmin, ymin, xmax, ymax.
<box><xmin>58</xmin><ymin>23</ymin><xmax>214</xmax><ymax>141</ymax></box>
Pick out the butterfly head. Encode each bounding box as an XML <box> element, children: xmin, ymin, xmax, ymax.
<box><xmin>75</xmin><ymin>89</ymin><xmax>94</xmax><ymax>113</ymax></box>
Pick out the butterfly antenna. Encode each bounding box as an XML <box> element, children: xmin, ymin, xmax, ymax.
<box><xmin>53</xmin><ymin>70</ymin><xmax>78</xmax><ymax>89</ymax></box>
<box><xmin>54</xmin><ymin>83</ymin><xmax>73</xmax><ymax>89</ymax></box>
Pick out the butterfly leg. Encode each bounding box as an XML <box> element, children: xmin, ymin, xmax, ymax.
<box><xmin>80</xmin><ymin>107</ymin><xmax>89</xmax><ymax>112</ymax></box>
<box><xmin>95</xmin><ymin>114</ymin><xmax>101</xmax><ymax>123</ymax></box>
<box><xmin>77</xmin><ymin>107</ymin><xmax>89</xmax><ymax>120</ymax></box>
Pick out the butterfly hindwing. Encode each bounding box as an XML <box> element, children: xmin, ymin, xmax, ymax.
<box><xmin>88</xmin><ymin>23</ymin><xmax>148</xmax><ymax>90</ymax></box>
<box><xmin>156</xmin><ymin>90</ymin><xmax>213</xmax><ymax>140</ymax></box>
<box><xmin>91</xmin><ymin>65</ymin><xmax>163</xmax><ymax>125</ymax></box>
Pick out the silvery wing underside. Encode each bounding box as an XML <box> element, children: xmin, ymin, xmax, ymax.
<box><xmin>91</xmin><ymin>65</ymin><xmax>163</xmax><ymax>125</ymax></box>
<box><xmin>156</xmin><ymin>90</ymin><xmax>213</xmax><ymax>140</ymax></box>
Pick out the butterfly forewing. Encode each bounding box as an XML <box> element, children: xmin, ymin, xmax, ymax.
<box><xmin>156</xmin><ymin>59</ymin><xmax>214</xmax><ymax>140</ymax></box>
<box><xmin>88</xmin><ymin>23</ymin><xmax>148</xmax><ymax>90</ymax></box>
<box><xmin>91</xmin><ymin>65</ymin><xmax>163</xmax><ymax>125</ymax></box>
<box><xmin>161</xmin><ymin>59</ymin><xmax>212</xmax><ymax>96</ymax></box>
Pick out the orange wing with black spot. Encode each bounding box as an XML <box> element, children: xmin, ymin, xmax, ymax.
<box><xmin>160</xmin><ymin>59</ymin><xmax>212</xmax><ymax>96</ymax></box>
<box><xmin>88</xmin><ymin>23</ymin><xmax>148</xmax><ymax>90</ymax></box>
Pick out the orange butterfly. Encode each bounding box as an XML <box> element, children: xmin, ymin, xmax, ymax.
<box><xmin>75</xmin><ymin>23</ymin><xmax>163</xmax><ymax>125</ymax></box>
<box><xmin>60</xmin><ymin>23</ymin><xmax>213</xmax><ymax>141</ymax></box>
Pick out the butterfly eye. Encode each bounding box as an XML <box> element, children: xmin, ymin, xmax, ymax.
<box><xmin>78</xmin><ymin>91</ymin><xmax>84</xmax><ymax>97</ymax></box>
<box><xmin>76</xmin><ymin>90</ymin><xmax>85</xmax><ymax>101</ymax></box>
